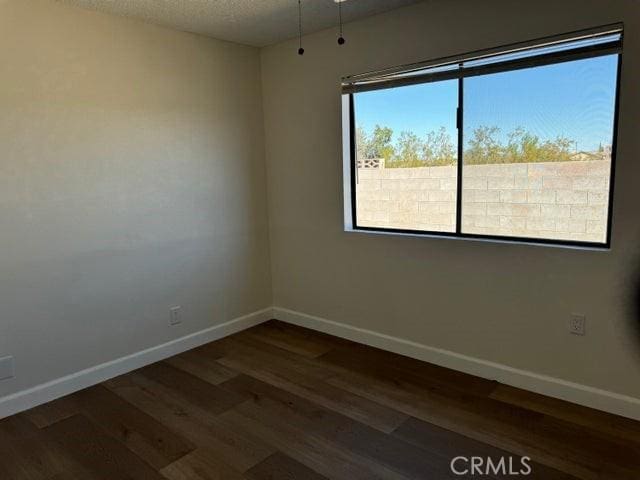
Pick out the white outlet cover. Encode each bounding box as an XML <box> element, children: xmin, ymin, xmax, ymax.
<box><xmin>0</xmin><ymin>356</ymin><xmax>15</xmax><ymax>380</ymax></box>
<box><xmin>570</xmin><ymin>314</ymin><xmax>586</xmax><ymax>336</ymax></box>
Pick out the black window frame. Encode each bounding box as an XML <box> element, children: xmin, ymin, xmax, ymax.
<box><xmin>343</xmin><ymin>24</ymin><xmax>623</xmax><ymax>249</ymax></box>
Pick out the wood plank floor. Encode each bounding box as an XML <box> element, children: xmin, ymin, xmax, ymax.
<box><xmin>2</xmin><ymin>320</ymin><xmax>639</xmax><ymax>479</ymax></box>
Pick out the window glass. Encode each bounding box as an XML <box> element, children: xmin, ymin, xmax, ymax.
<box><xmin>461</xmin><ymin>55</ymin><xmax>618</xmax><ymax>243</ymax></box>
<box><xmin>346</xmin><ymin>28</ymin><xmax>621</xmax><ymax>247</ymax></box>
<box><xmin>354</xmin><ymin>80</ymin><xmax>458</xmax><ymax>233</ymax></box>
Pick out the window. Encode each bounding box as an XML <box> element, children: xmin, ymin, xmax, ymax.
<box><xmin>342</xmin><ymin>25</ymin><xmax>622</xmax><ymax>248</ymax></box>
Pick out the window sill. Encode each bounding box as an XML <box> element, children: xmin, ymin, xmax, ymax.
<box><xmin>344</xmin><ymin>226</ymin><xmax>611</xmax><ymax>252</ymax></box>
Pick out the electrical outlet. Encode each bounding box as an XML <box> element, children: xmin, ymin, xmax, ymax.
<box><xmin>569</xmin><ymin>314</ymin><xmax>586</xmax><ymax>336</ymax></box>
<box><xmin>169</xmin><ymin>306</ymin><xmax>182</xmax><ymax>326</ymax></box>
<box><xmin>0</xmin><ymin>356</ymin><xmax>15</xmax><ymax>380</ymax></box>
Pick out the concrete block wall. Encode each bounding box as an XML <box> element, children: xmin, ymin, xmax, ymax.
<box><xmin>355</xmin><ymin>160</ymin><xmax>611</xmax><ymax>243</ymax></box>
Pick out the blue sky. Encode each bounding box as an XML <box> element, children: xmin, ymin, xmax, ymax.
<box><xmin>354</xmin><ymin>55</ymin><xmax>618</xmax><ymax>152</ymax></box>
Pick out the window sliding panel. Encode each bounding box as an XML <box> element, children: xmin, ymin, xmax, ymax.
<box><xmin>353</xmin><ymin>80</ymin><xmax>459</xmax><ymax>233</ymax></box>
<box><xmin>460</xmin><ymin>55</ymin><xmax>618</xmax><ymax>244</ymax></box>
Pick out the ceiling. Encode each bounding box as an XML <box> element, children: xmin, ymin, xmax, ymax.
<box><xmin>58</xmin><ymin>0</ymin><xmax>423</xmax><ymax>47</ymax></box>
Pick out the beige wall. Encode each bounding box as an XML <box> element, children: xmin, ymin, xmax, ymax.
<box><xmin>261</xmin><ymin>0</ymin><xmax>640</xmax><ymax>401</ymax></box>
<box><xmin>0</xmin><ymin>0</ymin><xmax>271</xmax><ymax>397</ymax></box>
<box><xmin>2</xmin><ymin>0</ymin><xmax>639</xmax><ymax>412</ymax></box>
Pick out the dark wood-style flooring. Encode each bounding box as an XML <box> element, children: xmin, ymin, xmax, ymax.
<box><xmin>1</xmin><ymin>320</ymin><xmax>639</xmax><ymax>479</ymax></box>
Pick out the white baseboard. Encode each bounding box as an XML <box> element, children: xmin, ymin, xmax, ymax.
<box><xmin>273</xmin><ymin>306</ymin><xmax>640</xmax><ymax>422</ymax></box>
<box><xmin>4</xmin><ymin>305</ymin><xmax>639</xmax><ymax>423</ymax></box>
<box><xmin>0</xmin><ymin>307</ymin><xmax>273</xmax><ymax>420</ymax></box>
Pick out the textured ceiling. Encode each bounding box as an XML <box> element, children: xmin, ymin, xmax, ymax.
<box><xmin>58</xmin><ymin>0</ymin><xmax>424</xmax><ymax>47</ymax></box>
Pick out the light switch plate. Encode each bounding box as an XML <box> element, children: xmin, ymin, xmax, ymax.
<box><xmin>169</xmin><ymin>306</ymin><xmax>182</xmax><ymax>326</ymax></box>
<box><xmin>0</xmin><ymin>356</ymin><xmax>15</xmax><ymax>380</ymax></box>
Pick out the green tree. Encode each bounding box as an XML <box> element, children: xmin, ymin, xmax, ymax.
<box><xmin>359</xmin><ymin>123</ymin><xmax>582</xmax><ymax>168</ymax></box>
<box><xmin>424</xmin><ymin>127</ymin><xmax>456</xmax><ymax>166</ymax></box>
<box><xmin>355</xmin><ymin>124</ymin><xmax>394</xmax><ymax>160</ymax></box>
<box><xmin>496</xmin><ymin>126</ymin><xmax>573</xmax><ymax>163</ymax></box>
<box><xmin>355</xmin><ymin>126</ymin><xmax>369</xmax><ymax>160</ymax></box>
<box><xmin>520</xmin><ymin>131</ymin><xmax>542</xmax><ymax>163</ymax></box>
<box><xmin>504</xmin><ymin>126</ymin><xmax>525</xmax><ymax>163</ymax></box>
<box><xmin>392</xmin><ymin>131</ymin><xmax>424</xmax><ymax>167</ymax></box>
<box><xmin>369</xmin><ymin>125</ymin><xmax>395</xmax><ymax>161</ymax></box>
<box><xmin>540</xmin><ymin>136</ymin><xmax>573</xmax><ymax>162</ymax></box>
<box><xmin>465</xmin><ymin>126</ymin><xmax>502</xmax><ymax>164</ymax></box>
